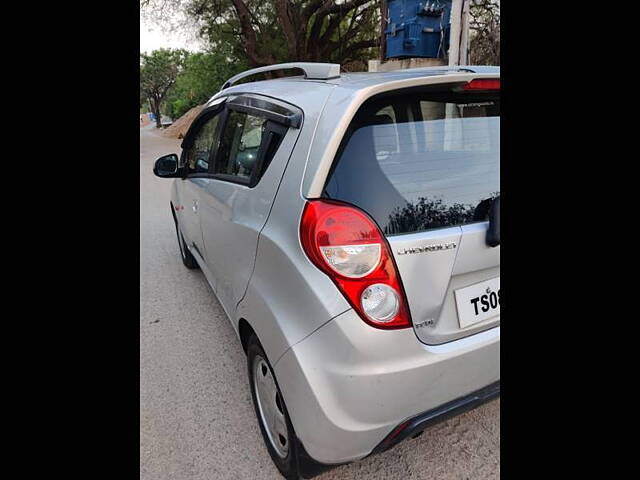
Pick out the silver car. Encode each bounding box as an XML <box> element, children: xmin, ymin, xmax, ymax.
<box><xmin>153</xmin><ymin>62</ymin><xmax>500</xmax><ymax>479</ymax></box>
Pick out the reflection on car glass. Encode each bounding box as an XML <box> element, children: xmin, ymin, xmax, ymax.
<box><xmin>325</xmin><ymin>95</ymin><xmax>500</xmax><ymax>235</ymax></box>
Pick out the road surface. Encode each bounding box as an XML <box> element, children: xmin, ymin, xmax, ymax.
<box><xmin>140</xmin><ymin>124</ymin><xmax>500</xmax><ymax>480</ymax></box>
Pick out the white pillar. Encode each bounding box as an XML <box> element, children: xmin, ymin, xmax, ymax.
<box><xmin>448</xmin><ymin>0</ymin><xmax>470</xmax><ymax>67</ymax></box>
<box><xmin>460</xmin><ymin>0</ymin><xmax>470</xmax><ymax>65</ymax></box>
<box><xmin>448</xmin><ymin>0</ymin><xmax>462</xmax><ymax>67</ymax></box>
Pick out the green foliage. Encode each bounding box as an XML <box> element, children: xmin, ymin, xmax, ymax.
<box><xmin>469</xmin><ymin>0</ymin><xmax>500</xmax><ymax>65</ymax></box>
<box><xmin>141</xmin><ymin>1</ymin><xmax>502</xmax><ymax>76</ymax></box>
<box><xmin>140</xmin><ymin>48</ymin><xmax>189</xmax><ymax>126</ymax></box>
<box><xmin>164</xmin><ymin>52</ymin><xmax>247</xmax><ymax>119</ymax></box>
<box><xmin>140</xmin><ymin>1</ymin><xmax>501</xmax><ymax>125</ymax></box>
<box><xmin>142</xmin><ymin>0</ymin><xmax>382</xmax><ymax>69</ymax></box>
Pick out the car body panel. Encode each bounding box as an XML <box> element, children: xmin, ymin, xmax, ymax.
<box><xmin>198</xmin><ymin>120</ymin><xmax>303</xmax><ymax>318</ymax></box>
<box><xmin>185</xmin><ymin>81</ymin><xmax>353</xmax><ymax>364</ymax></box>
<box><xmin>387</xmin><ymin>222</ymin><xmax>500</xmax><ymax>345</ymax></box>
<box><xmin>273</xmin><ymin>308</ymin><xmax>500</xmax><ymax>464</ymax></box>
<box><xmin>235</xmin><ymin>117</ymin><xmax>353</xmax><ymax>363</ymax></box>
<box><xmin>386</xmin><ymin>226</ymin><xmax>462</xmax><ymax>341</ymax></box>
<box><xmin>175</xmin><ymin>178</ymin><xmax>207</xmax><ymax>259</ymax></box>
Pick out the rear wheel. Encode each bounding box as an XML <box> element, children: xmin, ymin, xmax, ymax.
<box><xmin>247</xmin><ymin>334</ymin><xmax>300</xmax><ymax>479</ymax></box>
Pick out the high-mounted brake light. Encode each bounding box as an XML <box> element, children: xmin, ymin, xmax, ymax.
<box><xmin>463</xmin><ymin>78</ymin><xmax>500</xmax><ymax>91</ymax></box>
<box><xmin>300</xmin><ymin>199</ymin><xmax>412</xmax><ymax>329</ymax></box>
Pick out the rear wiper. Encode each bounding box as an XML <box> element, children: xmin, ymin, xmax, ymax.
<box><xmin>486</xmin><ymin>196</ymin><xmax>500</xmax><ymax>247</ymax></box>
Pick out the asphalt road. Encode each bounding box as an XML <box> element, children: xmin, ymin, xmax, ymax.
<box><xmin>140</xmin><ymin>124</ymin><xmax>500</xmax><ymax>480</ymax></box>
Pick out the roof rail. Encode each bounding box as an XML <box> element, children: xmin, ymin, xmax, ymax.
<box><xmin>221</xmin><ymin>62</ymin><xmax>341</xmax><ymax>90</ymax></box>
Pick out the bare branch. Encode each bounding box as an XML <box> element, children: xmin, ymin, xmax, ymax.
<box><xmin>339</xmin><ymin>38</ymin><xmax>379</xmax><ymax>59</ymax></box>
<box><xmin>301</xmin><ymin>0</ymin><xmax>329</xmax><ymax>21</ymax></box>
<box><xmin>274</xmin><ymin>0</ymin><xmax>298</xmax><ymax>56</ymax></box>
<box><xmin>324</xmin><ymin>0</ymin><xmax>376</xmax><ymax>15</ymax></box>
<box><xmin>230</xmin><ymin>0</ymin><xmax>274</xmax><ymax>66</ymax></box>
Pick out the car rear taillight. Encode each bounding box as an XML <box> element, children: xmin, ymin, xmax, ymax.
<box><xmin>300</xmin><ymin>199</ymin><xmax>412</xmax><ymax>329</ymax></box>
<box><xmin>463</xmin><ymin>78</ymin><xmax>500</xmax><ymax>90</ymax></box>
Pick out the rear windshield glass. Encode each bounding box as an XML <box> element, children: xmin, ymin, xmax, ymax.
<box><xmin>323</xmin><ymin>86</ymin><xmax>500</xmax><ymax>236</ymax></box>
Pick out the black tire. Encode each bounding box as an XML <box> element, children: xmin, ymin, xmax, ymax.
<box><xmin>171</xmin><ymin>206</ymin><xmax>199</xmax><ymax>269</ymax></box>
<box><xmin>247</xmin><ymin>334</ymin><xmax>301</xmax><ymax>480</ymax></box>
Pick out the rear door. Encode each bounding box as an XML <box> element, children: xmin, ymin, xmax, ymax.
<box><xmin>323</xmin><ymin>81</ymin><xmax>500</xmax><ymax>344</ymax></box>
<box><xmin>198</xmin><ymin>95</ymin><xmax>303</xmax><ymax>317</ymax></box>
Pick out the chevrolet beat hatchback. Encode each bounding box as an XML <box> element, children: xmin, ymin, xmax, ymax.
<box><xmin>153</xmin><ymin>62</ymin><xmax>500</xmax><ymax>479</ymax></box>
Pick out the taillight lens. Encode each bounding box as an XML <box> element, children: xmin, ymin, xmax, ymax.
<box><xmin>300</xmin><ymin>199</ymin><xmax>412</xmax><ymax>329</ymax></box>
<box><xmin>320</xmin><ymin>244</ymin><xmax>381</xmax><ymax>277</ymax></box>
<box><xmin>463</xmin><ymin>78</ymin><xmax>500</xmax><ymax>90</ymax></box>
<box><xmin>361</xmin><ymin>283</ymin><xmax>400</xmax><ymax>323</ymax></box>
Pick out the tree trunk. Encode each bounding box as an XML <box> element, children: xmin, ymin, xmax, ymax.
<box><xmin>379</xmin><ymin>0</ymin><xmax>387</xmax><ymax>61</ymax></box>
<box><xmin>151</xmin><ymin>98</ymin><xmax>162</xmax><ymax>129</ymax></box>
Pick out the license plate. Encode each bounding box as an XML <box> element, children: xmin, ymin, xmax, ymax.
<box><xmin>454</xmin><ymin>277</ymin><xmax>500</xmax><ymax>328</ymax></box>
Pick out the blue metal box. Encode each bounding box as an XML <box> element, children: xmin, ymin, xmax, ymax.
<box><xmin>385</xmin><ymin>0</ymin><xmax>452</xmax><ymax>58</ymax></box>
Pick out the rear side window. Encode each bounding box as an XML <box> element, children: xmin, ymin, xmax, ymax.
<box><xmin>214</xmin><ymin>110</ymin><xmax>285</xmax><ymax>186</ymax></box>
<box><xmin>215</xmin><ymin>110</ymin><xmax>264</xmax><ymax>181</ymax></box>
<box><xmin>323</xmin><ymin>87</ymin><xmax>500</xmax><ymax>236</ymax></box>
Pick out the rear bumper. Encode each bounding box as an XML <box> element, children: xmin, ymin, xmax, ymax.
<box><xmin>293</xmin><ymin>382</ymin><xmax>500</xmax><ymax>479</ymax></box>
<box><xmin>370</xmin><ymin>380</ymin><xmax>500</xmax><ymax>455</ymax></box>
<box><xmin>273</xmin><ymin>309</ymin><xmax>500</xmax><ymax>465</ymax></box>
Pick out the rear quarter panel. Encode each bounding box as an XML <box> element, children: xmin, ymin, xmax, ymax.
<box><xmin>273</xmin><ymin>308</ymin><xmax>500</xmax><ymax>464</ymax></box>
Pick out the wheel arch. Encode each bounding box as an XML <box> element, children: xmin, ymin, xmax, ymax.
<box><xmin>238</xmin><ymin>317</ymin><xmax>255</xmax><ymax>355</ymax></box>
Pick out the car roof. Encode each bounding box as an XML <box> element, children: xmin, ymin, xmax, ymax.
<box><xmin>208</xmin><ymin>65</ymin><xmax>499</xmax><ymax>113</ymax></box>
<box><xmin>330</xmin><ymin>65</ymin><xmax>499</xmax><ymax>86</ymax></box>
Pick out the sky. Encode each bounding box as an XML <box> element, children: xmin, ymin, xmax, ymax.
<box><xmin>140</xmin><ymin>13</ymin><xmax>203</xmax><ymax>54</ymax></box>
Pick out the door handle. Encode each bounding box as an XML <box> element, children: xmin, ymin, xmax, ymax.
<box><xmin>192</xmin><ymin>199</ymin><xmax>198</xmax><ymax>213</ymax></box>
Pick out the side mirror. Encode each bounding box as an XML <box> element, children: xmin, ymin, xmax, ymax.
<box><xmin>153</xmin><ymin>154</ymin><xmax>181</xmax><ymax>178</ymax></box>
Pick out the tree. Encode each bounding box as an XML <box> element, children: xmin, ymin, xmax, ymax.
<box><xmin>385</xmin><ymin>192</ymin><xmax>499</xmax><ymax>235</ymax></box>
<box><xmin>163</xmin><ymin>51</ymin><xmax>248</xmax><ymax>119</ymax></box>
<box><xmin>140</xmin><ymin>48</ymin><xmax>188</xmax><ymax>128</ymax></box>
<box><xmin>469</xmin><ymin>0</ymin><xmax>500</xmax><ymax>65</ymax></box>
<box><xmin>140</xmin><ymin>1</ymin><xmax>500</xmax><ymax>73</ymax></box>
<box><xmin>141</xmin><ymin>1</ymin><xmax>381</xmax><ymax>69</ymax></box>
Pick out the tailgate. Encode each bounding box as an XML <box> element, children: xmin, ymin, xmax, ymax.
<box><xmin>322</xmin><ymin>80</ymin><xmax>500</xmax><ymax>344</ymax></box>
<box><xmin>388</xmin><ymin>222</ymin><xmax>500</xmax><ymax>345</ymax></box>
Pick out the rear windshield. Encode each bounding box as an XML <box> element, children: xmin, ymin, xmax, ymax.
<box><xmin>323</xmin><ymin>86</ymin><xmax>500</xmax><ymax>236</ymax></box>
